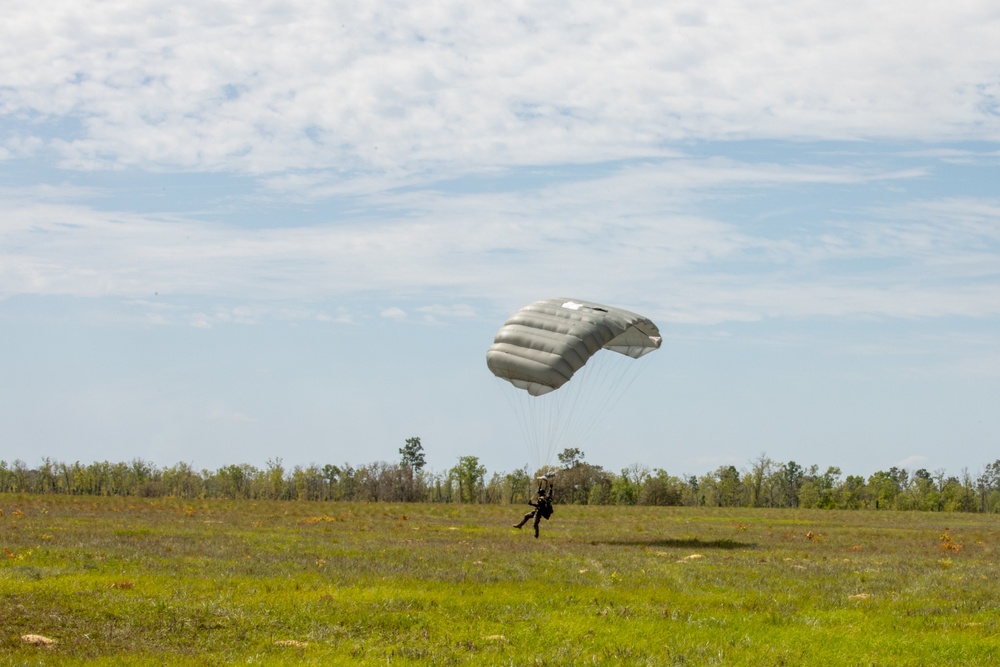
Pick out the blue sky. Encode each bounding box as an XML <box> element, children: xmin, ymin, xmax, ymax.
<box><xmin>2</xmin><ymin>1</ymin><xmax>999</xmax><ymax>478</ymax></box>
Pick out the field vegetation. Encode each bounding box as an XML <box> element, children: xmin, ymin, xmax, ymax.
<box><xmin>4</xmin><ymin>447</ymin><xmax>1000</xmax><ymax>513</ymax></box>
<box><xmin>2</xmin><ymin>493</ymin><xmax>998</xmax><ymax>665</ymax></box>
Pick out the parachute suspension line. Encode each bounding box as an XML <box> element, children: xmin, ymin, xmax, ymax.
<box><xmin>553</xmin><ymin>351</ymin><xmax>631</xmax><ymax>453</ymax></box>
<box><xmin>495</xmin><ymin>377</ymin><xmax>559</xmax><ymax>471</ymax></box>
<box><xmin>496</xmin><ymin>351</ymin><xmax>656</xmax><ymax>471</ymax></box>
<box><xmin>537</xmin><ymin>352</ymin><xmax>643</xmax><ymax>468</ymax></box>
<box><xmin>550</xmin><ymin>350</ymin><xmax>655</xmax><ymax>459</ymax></box>
<box><xmin>495</xmin><ymin>377</ymin><xmax>540</xmax><ymax>468</ymax></box>
<box><xmin>531</xmin><ymin>388</ymin><xmax>561</xmax><ymax>470</ymax></box>
<box><xmin>588</xmin><ymin>352</ymin><xmax>654</xmax><ymax>436</ymax></box>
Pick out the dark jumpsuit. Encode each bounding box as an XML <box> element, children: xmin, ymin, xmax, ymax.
<box><xmin>514</xmin><ymin>488</ymin><xmax>554</xmax><ymax>537</ymax></box>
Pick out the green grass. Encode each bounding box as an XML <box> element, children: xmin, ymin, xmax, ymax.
<box><xmin>2</xmin><ymin>494</ymin><xmax>998</xmax><ymax>665</ymax></box>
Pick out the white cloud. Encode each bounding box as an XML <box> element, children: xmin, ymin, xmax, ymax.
<box><xmin>2</xmin><ymin>0</ymin><xmax>999</xmax><ymax>178</ymax></box>
<box><xmin>208</xmin><ymin>406</ymin><xmax>256</xmax><ymax>423</ymax></box>
<box><xmin>417</xmin><ymin>304</ymin><xmax>478</xmax><ymax>318</ymax></box>
<box><xmin>893</xmin><ymin>455</ymin><xmax>929</xmax><ymax>470</ymax></box>
<box><xmin>380</xmin><ymin>307</ymin><xmax>407</xmax><ymax>320</ymax></box>
<box><xmin>2</xmin><ymin>155</ymin><xmax>998</xmax><ymax>326</ymax></box>
<box><xmin>189</xmin><ymin>313</ymin><xmax>213</xmax><ymax>329</ymax></box>
<box><xmin>136</xmin><ymin>302</ymin><xmax>348</xmax><ymax>328</ymax></box>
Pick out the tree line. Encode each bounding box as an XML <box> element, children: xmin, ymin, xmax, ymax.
<box><xmin>3</xmin><ymin>440</ymin><xmax>1000</xmax><ymax>512</ymax></box>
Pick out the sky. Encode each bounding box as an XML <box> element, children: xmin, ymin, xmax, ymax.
<box><xmin>2</xmin><ymin>0</ymin><xmax>999</xmax><ymax>479</ymax></box>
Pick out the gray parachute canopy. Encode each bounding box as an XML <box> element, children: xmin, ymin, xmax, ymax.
<box><xmin>486</xmin><ymin>298</ymin><xmax>662</xmax><ymax>396</ymax></box>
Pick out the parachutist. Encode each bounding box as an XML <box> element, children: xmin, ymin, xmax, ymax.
<box><xmin>513</xmin><ymin>474</ymin><xmax>555</xmax><ymax>538</ymax></box>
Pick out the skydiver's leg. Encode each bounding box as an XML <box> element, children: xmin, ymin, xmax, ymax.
<box><xmin>533</xmin><ymin>512</ymin><xmax>541</xmax><ymax>538</ymax></box>
<box><xmin>513</xmin><ymin>511</ymin><xmax>535</xmax><ymax>528</ymax></box>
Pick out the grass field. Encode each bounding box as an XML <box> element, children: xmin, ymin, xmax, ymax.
<box><xmin>2</xmin><ymin>494</ymin><xmax>998</xmax><ymax>665</ymax></box>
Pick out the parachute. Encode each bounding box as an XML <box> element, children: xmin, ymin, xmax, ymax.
<box><xmin>487</xmin><ymin>298</ymin><xmax>662</xmax><ymax>466</ymax></box>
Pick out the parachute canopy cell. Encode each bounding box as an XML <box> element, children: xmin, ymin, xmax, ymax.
<box><xmin>486</xmin><ymin>298</ymin><xmax>662</xmax><ymax>396</ymax></box>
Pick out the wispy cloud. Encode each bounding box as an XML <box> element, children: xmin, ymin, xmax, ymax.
<box><xmin>2</xmin><ymin>2</ymin><xmax>999</xmax><ymax>329</ymax></box>
<box><xmin>380</xmin><ymin>307</ymin><xmax>407</xmax><ymax>320</ymax></box>
<box><xmin>208</xmin><ymin>406</ymin><xmax>256</xmax><ymax>424</ymax></box>
<box><xmin>2</xmin><ymin>155</ymin><xmax>997</xmax><ymax>325</ymax></box>
<box><xmin>894</xmin><ymin>455</ymin><xmax>930</xmax><ymax>470</ymax></box>
<box><xmin>3</xmin><ymin>1</ymin><xmax>999</xmax><ymax>178</ymax></box>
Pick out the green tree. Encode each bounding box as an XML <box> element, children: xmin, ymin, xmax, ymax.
<box><xmin>556</xmin><ymin>448</ymin><xmax>609</xmax><ymax>505</ymax></box>
<box><xmin>557</xmin><ymin>448</ymin><xmax>585</xmax><ymax>468</ymax></box>
<box><xmin>609</xmin><ymin>464</ymin><xmax>648</xmax><ymax>505</ymax></box>
<box><xmin>817</xmin><ymin>466</ymin><xmax>842</xmax><ymax>509</ymax></box>
<box><xmin>907</xmin><ymin>468</ymin><xmax>938</xmax><ymax>511</ymax></box>
<box><xmin>399</xmin><ymin>437</ymin><xmax>426</xmax><ymax>471</ymax></box>
<box><xmin>715</xmin><ymin>465</ymin><xmax>742</xmax><ymax>507</ymax></box>
<box><xmin>868</xmin><ymin>467</ymin><xmax>907</xmax><ymax>509</ymax></box>
<box><xmin>503</xmin><ymin>467</ymin><xmax>532</xmax><ymax>504</ymax></box>
<box><xmin>684</xmin><ymin>475</ymin><xmax>701</xmax><ymax>506</ymax></box>
<box><xmin>798</xmin><ymin>480</ymin><xmax>820</xmax><ymax>508</ymax></box>
<box><xmin>837</xmin><ymin>475</ymin><xmax>867</xmax><ymax>509</ymax></box>
<box><xmin>451</xmin><ymin>456</ymin><xmax>487</xmax><ymax>503</ymax></box>
<box><xmin>776</xmin><ymin>461</ymin><xmax>804</xmax><ymax>508</ymax></box>
<box><xmin>638</xmin><ymin>469</ymin><xmax>684</xmax><ymax>506</ymax></box>
<box><xmin>265</xmin><ymin>458</ymin><xmax>286</xmax><ymax>499</ymax></box>
<box><xmin>748</xmin><ymin>452</ymin><xmax>776</xmax><ymax>507</ymax></box>
<box><xmin>977</xmin><ymin>461</ymin><xmax>1000</xmax><ymax>512</ymax></box>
